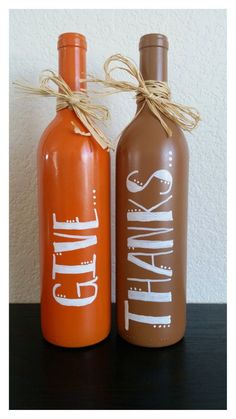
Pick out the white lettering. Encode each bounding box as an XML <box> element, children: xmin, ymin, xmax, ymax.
<box><xmin>51</xmin><ymin>194</ymin><xmax>99</xmax><ymax>307</ymax></box>
<box><xmin>125</xmin><ymin>166</ymin><xmax>174</xmax><ymax>330</ymax></box>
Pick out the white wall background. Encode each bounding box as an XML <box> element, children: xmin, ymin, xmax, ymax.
<box><xmin>9</xmin><ymin>9</ymin><xmax>226</xmax><ymax>303</ymax></box>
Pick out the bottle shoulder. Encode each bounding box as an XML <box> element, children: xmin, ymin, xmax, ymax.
<box><xmin>116</xmin><ymin>109</ymin><xmax>189</xmax><ymax>156</ymax></box>
<box><xmin>38</xmin><ymin>110</ymin><xmax>107</xmax><ymax>156</ymax></box>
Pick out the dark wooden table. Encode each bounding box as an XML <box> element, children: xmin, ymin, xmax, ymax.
<box><xmin>10</xmin><ymin>303</ymin><xmax>226</xmax><ymax>410</ymax></box>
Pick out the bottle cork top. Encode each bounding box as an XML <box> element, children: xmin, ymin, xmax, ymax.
<box><xmin>57</xmin><ymin>33</ymin><xmax>87</xmax><ymax>50</ymax></box>
<box><xmin>139</xmin><ymin>33</ymin><xmax>169</xmax><ymax>50</ymax></box>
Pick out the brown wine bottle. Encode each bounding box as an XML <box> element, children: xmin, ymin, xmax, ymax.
<box><xmin>116</xmin><ymin>34</ymin><xmax>189</xmax><ymax>347</ymax></box>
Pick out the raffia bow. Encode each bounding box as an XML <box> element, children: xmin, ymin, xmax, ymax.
<box><xmin>14</xmin><ymin>70</ymin><xmax>113</xmax><ymax>150</ymax></box>
<box><xmin>86</xmin><ymin>54</ymin><xmax>200</xmax><ymax>137</ymax></box>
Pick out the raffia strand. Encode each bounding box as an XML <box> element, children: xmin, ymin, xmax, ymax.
<box><xmin>85</xmin><ymin>54</ymin><xmax>200</xmax><ymax>137</ymax></box>
<box><xmin>14</xmin><ymin>70</ymin><xmax>113</xmax><ymax>150</ymax></box>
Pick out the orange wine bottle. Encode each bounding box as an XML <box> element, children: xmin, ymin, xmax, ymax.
<box><xmin>116</xmin><ymin>34</ymin><xmax>189</xmax><ymax>347</ymax></box>
<box><xmin>38</xmin><ymin>33</ymin><xmax>111</xmax><ymax>347</ymax></box>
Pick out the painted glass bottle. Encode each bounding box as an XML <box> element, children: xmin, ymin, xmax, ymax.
<box><xmin>116</xmin><ymin>34</ymin><xmax>189</xmax><ymax>347</ymax></box>
<box><xmin>38</xmin><ymin>33</ymin><xmax>111</xmax><ymax>347</ymax></box>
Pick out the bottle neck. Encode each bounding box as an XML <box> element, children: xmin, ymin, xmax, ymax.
<box><xmin>58</xmin><ymin>45</ymin><xmax>86</xmax><ymax>92</ymax></box>
<box><xmin>137</xmin><ymin>45</ymin><xmax>168</xmax><ymax>114</ymax></box>
<box><xmin>139</xmin><ymin>46</ymin><xmax>168</xmax><ymax>82</ymax></box>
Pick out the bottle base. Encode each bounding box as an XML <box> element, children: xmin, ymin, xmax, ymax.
<box><xmin>118</xmin><ymin>330</ymin><xmax>185</xmax><ymax>348</ymax></box>
<box><xmin>41</xmin><ymin>329</ymin><xmax>111</xmax><ymax>348</ymax></box>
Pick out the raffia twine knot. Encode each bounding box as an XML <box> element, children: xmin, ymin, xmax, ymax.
<box><xmin>14</xmin><ymin>70</ymin><xmax>113</xmax><ymax>150</ymax></box>
<box><xmin>89</xmin><ymin>54</ymin><xmax>200</xmax><ymax>137</ymax></box>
